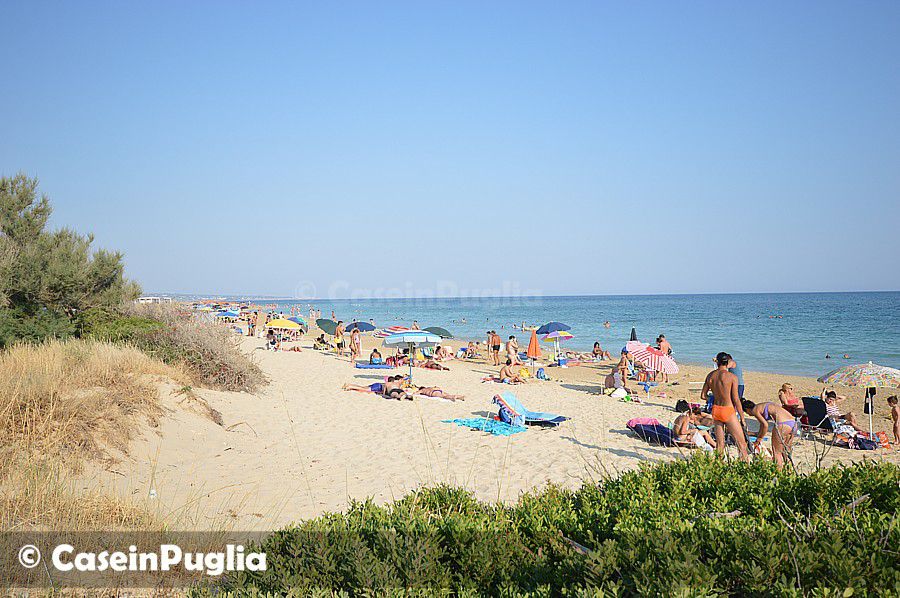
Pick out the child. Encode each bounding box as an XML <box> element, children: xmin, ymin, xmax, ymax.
<box><xmin>888</xmin><ymin>395</ymin><xmax>899</xmax><ymax>445</ymax></box>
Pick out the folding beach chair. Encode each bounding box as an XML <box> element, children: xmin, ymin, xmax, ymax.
<box><xmin>493</xmin><ymin>392</ymin><xmax>568</xmax><ymax>427</ymax></box>
<box><xmin>801</xmin><ymin>396</ymin><xmax>834</xmax><ymax>439</ymax></box>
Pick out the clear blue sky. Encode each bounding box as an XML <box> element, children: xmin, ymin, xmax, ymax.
<box><xmin>3</xmin><ymin>1</ymin><xmax>898</xmax><ymax>298</ymax></box>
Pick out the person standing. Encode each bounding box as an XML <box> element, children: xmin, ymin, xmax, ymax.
<box><xmin>490</xmin><ymin>330</ymin><xmax>502</xmax><ymax>366</ymax></box>
<box><xmin>411</xmin><ymin>320</ymin><xmax>420</xmax><ymax>330</ymax></box>
<box><xmin>506</xmin><ymin>335</ymin><xmax>521</xmax><ymax>365</ymax></box>
<box><xmin>657</xmin><ymin>334</ymin><xmax>672</xmax><ymax>355</ymax></box>
<box><xmin>350</xmin><ymin>326</ymin><xmax>361</xmax><ymax>362</ymax></box>
<box><xmin>701</xmin><ymin>352</ymin><xmax>749</xmax><ymax>462</ymax></box>
<box><xmin>334</xmin><ymin>320</ymin><xmax>345</xmax><ymax>357</ymax></box>
<box><xmin>728</xmin><ymin>357</ymin><xmax>745</xmax><ymax>399</ymax></box>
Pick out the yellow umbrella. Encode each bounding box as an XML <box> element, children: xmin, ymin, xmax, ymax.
<box><xmin>266</xmin><ymin>318</ymin><xmax>301</xmax><ymax>330</ymax></box>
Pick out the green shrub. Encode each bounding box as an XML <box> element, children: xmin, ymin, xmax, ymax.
<box><xmin>0</xmin><ymin>306</ymin><xmax>76</xmax><ymax>348</ymax></box>
<box><xmin>206</xmin><ymin>457</ymin><xmax>900</xmax><ymax>596</ymax></box>
<box><xmin>76</xmin><ymin>307</ymin><xmax>164</xmax><ymax>342</ymax></box>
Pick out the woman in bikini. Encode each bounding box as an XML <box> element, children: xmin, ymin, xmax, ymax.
<box><xmin>741</xmin><ymin>399</ymin><xmax>796</xmax><ymax>470</ymax></box>
<box><xmin>414</xmin><ymin>387</ymin><xmax>465</xmax><ymax>401</ymax></box>
<box><xmin>349</xmin><ymin>327</ymin><xmax>361</xmax><ymax>361</ymax></box>
<box><xmin>777</xmin><ymin>383</ymin><xmax>805</xmax><ymax>417</ymax></box>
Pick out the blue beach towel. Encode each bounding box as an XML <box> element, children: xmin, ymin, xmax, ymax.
<box><xmin>355</xmin><ymin>362</ymin><xmax>394</xmax><ymax>369</ymax></box>
<box><xmin>443</xmin><ymin>418</ymin><xmax>526</xmax><ymax>436</ymax></box>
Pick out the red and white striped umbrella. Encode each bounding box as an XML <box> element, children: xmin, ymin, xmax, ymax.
<box><xmin>625</xmin><ymin>341</ymin><xmax>679</xmax><ymax>374</ymax></box>
<box><xmin>374</xmin><ymin>326</ymin><xmax>411</xmax><ymax>338</ymax></box>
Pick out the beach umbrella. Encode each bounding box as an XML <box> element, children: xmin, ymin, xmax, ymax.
<box><xmin>542</xmin><ymin>330</ymin><xmax>573</xmax><ymax>363</ymax></box>
<box><xmin>316</xmin><ymin>318</ymin><xmax>338</xmax><ymax>336</ymax></box>
<box><xmin>424</xmin><ymin>326</ymin><xmax>453</xmax><ymax>339</ymax></box>
<box><xmin>375</xmin><ymin>326</ymin><xmax>411</xmax><ymax>338</ymax></box>
<box><xmin>630</xmin><ymin>327</ymin><xmax>638</xmax><ymax>342</ymax></box>
<box><xmin>288</xmin><ymin>316</ymin><xmax>307</xmax><ymax>325</ymax></box>
<box><xmin>383</xmin><ymin>330</ymin><xmax>441</xmax><ymax>383</ymax></box>
<box><xmin>625</xmin><ymin>341</ymin><xmax>679</xmax><ymax>375</ymax></box>
<box><xmin>526</xmin><ymin>329</ymin><xmax>542</xmax><ymax>373</ymax></box>
<box><xmin>537</xmin><ymin>322</ymin><xmax>571</xmax><ymax>335</ymax></box>
<box><xmin>216</xmin><ymin>310</ymin><xmax>239</xmax><ymax>318</ymax></box>
<box><xmin>818</xmin><ymin>362</ymin><xmax>900</xmax><ymax>435</ymax></box>
<box><xmin>346</xmin><ymin>321</ymin><xmax>376</xmax><ymax>333</ymax></box>
<box><xmin>267</xmin><ymin>318</ymin><xmax>301</xmax><ymax>330</ymax></box>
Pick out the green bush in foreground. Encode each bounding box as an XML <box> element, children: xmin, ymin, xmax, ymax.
<box><xmin>208</xmin><ymin>457</ymin><xmax>900</xmax><ymax>597</ymax></box>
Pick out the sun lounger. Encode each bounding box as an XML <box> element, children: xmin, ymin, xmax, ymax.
<box><xmin>492</xmin><ymin>392</ymin><xmax>568</xmax><ymax>427</ymax></box>
<box><xmin>355</xmin><ymin>362</ymin><xmax>394</xmax><ymax>369</ymax></box>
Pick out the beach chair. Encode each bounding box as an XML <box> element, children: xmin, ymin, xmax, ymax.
<box><xmin>492</xmin><ymin>392</ymin><xmax>568</xmax><ymax>427</ymax></box>
<box><xmin>801</xmin><ymin>397</ymin><xmax>834</xmax><ymax>439</ymax></box>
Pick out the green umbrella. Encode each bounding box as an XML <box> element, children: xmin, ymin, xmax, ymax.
<box><xmin>316</xmin><ymin>318</ymin><xmax>338</xmax><ymax>336</ymax></box>
<box><xmin>424</xmin><ymin>326</ymin><xmax>453</xmax><ymax>339</ymax></box>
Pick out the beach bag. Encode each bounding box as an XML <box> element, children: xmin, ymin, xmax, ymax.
<box><xmin>497</xmin><ymin>404</ymin><xmax>525</xmax><ymax>427</ymax></box>
<box><xmin>850</xmin><ymin>436</ymin><xmax>878</xmax><ymax>451</ymax></box>
<box><xmin>610</xmin><ymin>388</ymin><xmax>627</xmax><ymax>399</ymax></box>
<box><xmin>536</xmin><ymin>368</ymin><xmax>549</xmax><ymax>381</ymax></box>
<box><xmin>518</xmin><ymin>368</ymin><xmax>531</xmax><ymax>379</ymax></box>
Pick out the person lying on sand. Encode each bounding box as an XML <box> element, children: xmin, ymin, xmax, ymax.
<box><xmin>414</xmin><ymin>386</ymin><xmax>465</xmax><ymax>401</ymax></box>
<box><xmin>419</xmin><ymin>359</ymin><xmax>449</xmax><ymax>370</ymax></box>
<box><xmin>343</xmin><ymin>376</ymin><xmax>411</xmax><ymax>400</ymax></box>
<box><xmin>499</xmin><ymin>359</ymin><xmax>526</xmax><ymax>384</ymax></box>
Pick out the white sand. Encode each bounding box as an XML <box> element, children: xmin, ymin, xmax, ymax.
<box><xmin>88</xmin><ymin>335</ymin><xmax>899</xmax><ymax>530</ymax></box>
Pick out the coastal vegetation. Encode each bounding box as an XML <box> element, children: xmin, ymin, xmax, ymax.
<box><xmin>0</xmin><ymin>174</ymin><xmax>261</xmax><ymax>532</ymax></box>
<box><xmin>210</xmin><ymin>456</ymin><xmax>899</xmax><ymax>596</ymax></box>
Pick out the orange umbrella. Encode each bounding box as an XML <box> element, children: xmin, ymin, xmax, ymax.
<box><xmin>526</xmin><ymin>329</ymin><xmax>542</xmax><ymax>372</ymax></box>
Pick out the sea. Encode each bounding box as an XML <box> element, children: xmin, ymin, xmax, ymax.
<box><xmin>188</xmin><ymin>292</ymin><xmax>900</xmax><ymax>377</ymax></box>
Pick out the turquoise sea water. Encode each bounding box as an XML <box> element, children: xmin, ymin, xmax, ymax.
<box><xmin>224</xmin><ymin>292</ymin><xmax>899</xmax><ymax>377</ymax></box>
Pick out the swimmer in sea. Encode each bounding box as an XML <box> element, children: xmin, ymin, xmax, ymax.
<box><xmin>700</xmin><ymin>352</ymin><xmax>750</xmax><ymax>462</ymax></box>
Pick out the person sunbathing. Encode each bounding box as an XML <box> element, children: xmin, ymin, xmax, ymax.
<box><xmin>499</xmin><ymin>359</ymin><xmax>526</xmax><ymax>384</ymax></box>
<box><xmin>414</xmin><ymin>386</ymin><xmax>465</xmax><ymax>401</ymax></box>
<box><xmin>741</xmin><ymin>399</ymin><xmax>796</xmax><ymax>470</ymax></box>
<box><xmin>434</xmin><ymin>345</ymin><xmax>450</xmax><ymax>360</ymax></box>
<box><xmin>382</xmin><ymin>376</ymin><xmax>411</xmax><ymax>400</ymax></box>
<box><xmin>673</xmin><ymin>407</ymin><xmax>715</xmax><ymax>448</ymax></box>
<box><xmin>822</xmin><ymin>389</ymin><xmax>865</xmax><ymax>432</ymax></box>
<box><xmin>418</xmin><ymin>359</ymin><xmax>449</xmax><ymax>370</ymax></box>
<box><xmin>592</xmin><ymin>342</ymin><xmax>612</xmax><ymax>360</ymax></box>
<box><xmin>777</xmin><ymin>383</ymin><xmax>805</xmax><ymax>417</ymax></box>
<box><xmin>369</xmin><ymin>349</ymin><xmax>383</xmax><ymax>364</ymax></box>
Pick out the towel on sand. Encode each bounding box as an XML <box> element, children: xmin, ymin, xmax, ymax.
<box><xmin>443</xmin><ymin>418</ymin><xmax>526</xmax><ymax>436</ymax></box>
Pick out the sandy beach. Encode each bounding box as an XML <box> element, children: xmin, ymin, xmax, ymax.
<box><xmin>83</xmin><ymin>330</ymin><xmax>900</xmax><ymax>531</ymax></box>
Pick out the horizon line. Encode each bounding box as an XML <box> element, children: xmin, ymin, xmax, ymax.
<box><xmin>146</xmin><ymin>289</ymin><xmax>900</xmax><ymax>301</ymax></box>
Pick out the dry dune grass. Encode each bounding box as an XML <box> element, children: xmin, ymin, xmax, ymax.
<box><xmin>0</xmin><ymin>339</ymin><xmax>188</xmax><ymax>469</ymax></box>
<box><xmin>0</xmin><ymin>339</ymin><xmax>188</xmax><ymax>531</ymax></box>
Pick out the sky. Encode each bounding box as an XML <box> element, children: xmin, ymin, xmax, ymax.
<box><xmin>2</xmin><ymin>1</ymin><xmax>899</xmax><ymax>299</ymax></box>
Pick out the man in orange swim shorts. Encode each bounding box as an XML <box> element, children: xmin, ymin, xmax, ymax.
<box><xmin>701</xmin><ymin>352</ymin><xmax>749</xmax><ymax>462</ymax></box>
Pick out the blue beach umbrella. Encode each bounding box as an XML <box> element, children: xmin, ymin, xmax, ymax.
<box><xmin>216</xmin><ymin>310</ymin><xmax>239</xmax><ymax>318</ymax></box>
<box><xmin>383</xmin><ymin>330</ymin><xmax>441</xmax><ymax>383</ymax></box>
<box><xmin>536</xmin><ymin>321</ymin><xmax>571</xmax><ymax>335</ymax></box>
<box><xmin>346</xmin><ymin>321</ymin><xmax>376</xmax><ymax>333</ymax></box>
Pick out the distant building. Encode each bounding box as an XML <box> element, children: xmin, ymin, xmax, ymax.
<box><xmin>136</xmin><ymin>296</ymin><xmax>173</xmax><ymax>304</ymax></box>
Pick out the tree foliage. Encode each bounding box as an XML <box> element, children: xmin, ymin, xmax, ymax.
<box><xmin>0</xmin><ymin>173</ymin><xmax>140</xmax><ymax>346</ymax></box>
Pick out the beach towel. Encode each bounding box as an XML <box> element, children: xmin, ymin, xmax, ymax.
<box><xmin>626</xmin><ymin>420</ymin><xmax>676</xmax><ymax>446</ymax></box>
<box><xmin>443</xmin><ymin>418</ymin><xmax>526</xmax><ymax>436</ymax></box>
<box><xmin>493</xmin><ymin>392</ymin><xmax>568</xmax><ymax>427</ymax></box>
<box><xmin>355</xmin><ymin>362</ymin><xmax>394</xmax><ymax>369</ymax></box>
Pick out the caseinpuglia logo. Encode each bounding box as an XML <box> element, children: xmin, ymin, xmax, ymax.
<box><xmin>47</xmin><ymin>544</ymin><xmax>265</xmax><ymax>576</ymax></box>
